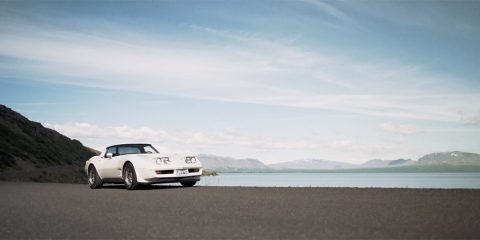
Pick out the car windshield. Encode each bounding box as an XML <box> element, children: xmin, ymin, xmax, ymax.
<box><xmin>117</xmin><ymin>144</ymin><xmax>159</xmax><ymax>155</ymax></box>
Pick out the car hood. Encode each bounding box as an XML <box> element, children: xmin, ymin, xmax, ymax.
<box><xmin>135</xmin><ymin>153</ymin><xmax>196</xmax><ymax>159</ymax></box>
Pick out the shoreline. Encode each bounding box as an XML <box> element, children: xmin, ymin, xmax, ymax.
<box><xmin>2</xmin><ymin>179</ymin><xmax>480</xmax><ymax>190</ymax></box>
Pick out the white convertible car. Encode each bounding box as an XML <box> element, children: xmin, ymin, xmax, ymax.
<box><xmin>85</xmin><ymin>143</ymin><xmax>202</xmax><ymax>190</ymax></box>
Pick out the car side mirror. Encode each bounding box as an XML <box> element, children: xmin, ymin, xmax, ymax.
<box><xmin>106</xmin><ymin>153</ymin><xmax>113</xmax><ymax>159</ymax></box>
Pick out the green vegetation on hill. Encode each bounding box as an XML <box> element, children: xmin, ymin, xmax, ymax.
<box><xmin>0</xmin><ymin>105</ymin><xmax>98</xmax><ymax>183</ymax></box>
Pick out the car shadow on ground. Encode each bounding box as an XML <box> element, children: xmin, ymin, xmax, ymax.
<box><xmin>101</xmin><ymin>184</ymin><xmax>185</xmax><ymax>190</ymax></box>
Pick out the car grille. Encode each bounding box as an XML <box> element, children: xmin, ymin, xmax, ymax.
<box><xmin>155</xmin><ymin>170</ymin><xmax>174</xmax><ymax>175</ymax></box>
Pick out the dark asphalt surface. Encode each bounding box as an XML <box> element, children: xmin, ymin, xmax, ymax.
<box><xmin>1</xmin><ymin>182</ymin><xmax>479</xmax><ymax>239</ymax></box>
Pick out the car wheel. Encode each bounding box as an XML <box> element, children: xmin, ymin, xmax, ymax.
<box><xmin>88</xmin><ymin>166</ymin><xmax>103</xmax><ymax>189</ymax></box>
<box><xmin>123</xmin><ymin>163</ymin><xmax>139</xmax><ymax>190</ymax></box>
<box><xmin>181</xmin><ymin>181</ymin><xmax>197</xmax><ymax>187</ymax></box>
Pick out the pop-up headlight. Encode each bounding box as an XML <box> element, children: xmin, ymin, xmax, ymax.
<box><xmin>185</xmin><ymin>156</ymin><xmax>197</xmax><ymax>164</ymax></box>
<box><xmin>156</xmin><ymin>157</ymin><xmax>171</xmax><ymax>165</ymax></box>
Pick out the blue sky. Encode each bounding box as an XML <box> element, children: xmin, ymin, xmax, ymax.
<box><xmin>1</xmin><ymin>0</ymin><xmax>479</xmax><ymax>163</ymax></box>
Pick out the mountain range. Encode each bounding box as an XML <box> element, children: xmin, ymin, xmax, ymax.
<box><xmin>269</xmin><ymin>159</ymin><xmax>356</xmax><ymax>170</ymax></box>
<box><xmin>360</xmin><ymin>159</ymin><xmax>417</xmax><ymax>168</ymax></box>
<box><xmin>198</xmin><ymin>154</ymin><xmax>268</xmax><ymax>170</ymax></box>
<box><xmin>198</xmin><ymin>152</ymin><xmax>480</xmax><ymax>171</ymax></box>
<box><xmin>418</xmin><ymin>151</ymin><xmax>480</xmax><ymax>165</ymax></box>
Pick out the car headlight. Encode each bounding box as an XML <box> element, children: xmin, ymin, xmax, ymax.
<box><xmin>185</xmin><ymin>156</ymin><xmax>197</xmax><ymax>164</ymax></box>
<box><xmin>156</xmin><ymin>157</ymin><xmax>170</xmax><ymax>165</ymax></box>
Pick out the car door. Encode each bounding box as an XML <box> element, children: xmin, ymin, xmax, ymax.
<box><xmin>114</xmin><ymin>145</ymin><xmax>142</xmax><ymax>179</ymax></box>
<box><xmin>109</xmin><ymin>154</ymin><xmax>124</xmax><ymax>179</ymax></box>
<box><xmin>102</xmin><ymin>146</ymin><xmax>120</xmax><ymax>179</ymax></box>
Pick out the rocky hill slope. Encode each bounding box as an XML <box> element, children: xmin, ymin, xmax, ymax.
<box><xmin>0</xmin><ymin>105</ymin><xmax>98</xmax><ymax>183</ymax></box>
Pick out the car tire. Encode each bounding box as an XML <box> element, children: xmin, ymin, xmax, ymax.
<box><xmin>123</xmin><ymin>163</ymin><xmax>139</xmax><ymax>190</ymax></box>
<box><xmin>181</xmin><ymin>181</ymin><xmax>197</xmax><ymax>187</ymax></box>
<box><xmin>88</xmin><ymin>166</ymin><xmax>103</xmax><ymax>189</ymax></box>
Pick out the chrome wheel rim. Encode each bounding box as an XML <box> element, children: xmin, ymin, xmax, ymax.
<box><xmin>125</xmin><ymin>168</ymin><xmax>132</xmax><ymax>186</ymax></box>
<box><xmin>88</xmin><ymin>170</ymin><xmax>95</xmax><ymax>185</ymax></box>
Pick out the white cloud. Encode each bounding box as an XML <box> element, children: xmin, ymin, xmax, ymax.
<box><xmin>43</xmin><ymin>122</ymin><xmax>168</xmax><ymax>140</ymax></box>
<box><xmin>380</xmin><ymin>122</ymin><xmax>419</xmax><ymax>135</ymax></box>
<box><xmin>45</xmin><ymin>122</ymin><xmax>394</xmax><ymax>155</ymax></box>
<box><xmin>2</xmin><ymin>18</ymin><xmax>479</xmax><ymax>124</ymax></box>
<box><xmin>44</xmin><ymin>121</ymin><xmax>416</xmax><ymax>163</ymax></box>
<box><xmin>44</xmin><ymin>122</ymin><xmax>264</xmax><ymax>147</ymax></box>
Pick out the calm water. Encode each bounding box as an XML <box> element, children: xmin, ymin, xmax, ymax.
<box><xmin>198</xmin><ymin>172</ymin><xmax>480</xmax><ymax>189</ymax></box>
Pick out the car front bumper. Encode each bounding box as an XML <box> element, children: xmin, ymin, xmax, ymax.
<box><xmin>136</xmin><ymin>167</ymin><xmax>202</xmax><ymax>183</ymax></box>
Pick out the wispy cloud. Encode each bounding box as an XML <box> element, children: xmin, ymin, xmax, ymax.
<box><xmin>380</xmin><ymin>122</ymin><xmax>419</xmax><ymax>135</ymax></box>
<box><xmin>300</xmin><ymin>0</ymin><xmax>354</xmax><ymax>24</ymax></box>
<box><xmin>12</xmin><ymin>102</ymin><xmax>74</xmax><ymax>106</ymax></box>
<box><xmin>43</xmin><ymin>122</ymin><xmax>168</xmax><ymax>140</ymax></box>
<box><xmin>45</xmin><ymin>122</ymin><xmax>396</xmax><ymax>158</ymax></box>
<box><xmin>342</xmin><ymin>1</ymin><xmax>480</xmax><ymax>36</ymax></box>
<box><xmin>1</xmin><ymin>1</ymin><xmax>479</xmax><ymax>163</ymax></box>
<box><xmin>1</xmin><ymin>16</ymin><xmax>479</xmax><ymax>124</ymax></box>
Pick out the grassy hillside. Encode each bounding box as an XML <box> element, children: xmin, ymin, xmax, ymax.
<box><xmin>0</xmin><ymin>105</ymin><xmax>98</xmax><ymax>183</ymax></box>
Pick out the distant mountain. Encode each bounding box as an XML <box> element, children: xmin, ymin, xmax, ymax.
<box><xmin>268</xmin><ymin>159</ymin><xmax>355</xmax><ymax>170</ymax></box>
<box><xmin>418</xmin><ymin>151</ymin><xmax>480</xmax><ymax>165</ymax></box>
<box><xmin>198</xmin><ymin>154</ymin><xmax>268</xmax><ymax>170</ymax></box>
<box><xmin>200</xmin><ymin>151</ymin><xmax>480</xmax><ymax>172</ymax></box>
<box><xmin>361</xmin><ymin>159</ymin><xmax>416</xmax><ymax>168</ymax></box>
<box><xmin>0</xmin><ymin>105</ymin><xmax>98</xmax><ymax>183</ymax></box>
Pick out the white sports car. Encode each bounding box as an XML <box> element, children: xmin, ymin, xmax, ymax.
<box><xmin>85</xmin><ymin>143</ymin><xmax>202</xmax><ymax>190</ymax></box>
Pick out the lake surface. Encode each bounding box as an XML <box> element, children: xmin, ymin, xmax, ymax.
<box><xmin>198</xmin><ymin>172</ymin><xmax>480</xmax><ymax>189</ymax></box>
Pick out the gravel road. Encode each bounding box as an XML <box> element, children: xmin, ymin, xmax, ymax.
<box><xmin>1</xmin><ymin>182</ymin><xmax>479</xmax><ymax>239</ymax></box>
